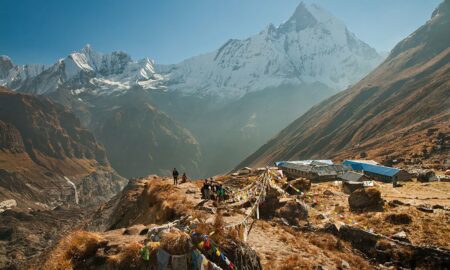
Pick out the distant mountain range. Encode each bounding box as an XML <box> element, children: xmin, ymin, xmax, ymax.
<box><xmin>0</xmin><ymin>2</ymin><xmax>384</xmax><ymax>177</ymax></box>
<box><xmin>238</xmin><ymin>0</ymin><xmax>450</xmax><ymax>169</ymax></box>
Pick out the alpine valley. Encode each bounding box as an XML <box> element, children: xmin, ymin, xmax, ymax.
<box><xmin>0</xmin><ymin>3</ymin><xmax>383</xmax><ymax>178</ymax></box>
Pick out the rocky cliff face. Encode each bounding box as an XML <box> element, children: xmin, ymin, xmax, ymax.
<box><xmin>238</xmin><ymin>0</ymin><xmax>450</xmax><ymax>168</ymax></box>
<box><xmin>0</xmin><ymin>87</ymin><xmax>126</xmax><ymax>209</ymax></box>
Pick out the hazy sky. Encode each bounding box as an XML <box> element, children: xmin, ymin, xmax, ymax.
<box><xmin>0</xmin><ymin>0</ymin><xmax>441</xmax><ymax>65</ymax></box>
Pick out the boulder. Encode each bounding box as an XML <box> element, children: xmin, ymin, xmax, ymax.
<box><xmin>416</xmin><ymin>204</ymin><xmax>433</xmax><ymax>213</ymax></box>
<box><xmin>385</xmin><ymin>213</ymin><xmax>412</xmax><ymax>225</ymax></box>
<box><xmin>123</xmin><ymin>224</ymin><xmax>147</xmax><ymax>235</ymax></box>
<box><xmin>417</xmin><ymin>171</ymin><xmax>438</xmax><ymax>182</ymax></box>
<box><xmin>276</xmin><ymin>201</ymin><xmax>308</xmax><ymax>225</ymax></box>
<box><xmin>185</xmin><ymin>188</ymin><xmax>196</xmax><ymax>194</ymax></box>
<box><xmin>392</xmin><ymin>231</ymin><xmax>410</xmax><ymax>243</ymax></box>
<box><xmin>0</xmin><ymin>199</ymin><xmax>17</xmax><ymax>210</ymax></box>
<box><xmin>348</xmin><ymin>188</ymin><xmax>384</xmax><ymax>211</ymax></box>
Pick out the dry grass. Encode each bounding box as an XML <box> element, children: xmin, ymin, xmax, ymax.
<box><xmin>160</xmin><ymin>229</ymin><xmax>192</xmax><ymax>255</ymax></box>
<box><xmin>107</xmin><ymin>242</ymin><xmax>143</xmax><ymax>268</ymax></box>
<box><xmin>42</xmin><ymin>230</ymin><xmax>103</xmax><ymax>270</ymax></box>
<box><xmin>275</xmin><ymin>254</ymin><xmax>315</xmax><ymax>269</ymax></box>
<box><xmin>309</xmin><ymin>182</ymin><xmax>450</xmax><ymax>248</ymax></box>
<box><xmin>145</xmin><ymin>178</ymin><xmax>194</xmax><ymax>222</ymax></box>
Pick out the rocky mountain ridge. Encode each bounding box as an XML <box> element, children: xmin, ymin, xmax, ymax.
<box><xmin>0</xmin><ymin>86</ymin><xmax>126</xmax><ymax>209</ymax></box>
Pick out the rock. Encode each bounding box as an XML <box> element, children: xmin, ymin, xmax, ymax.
<box><xmin>392</xmin><ymin>231</ymin><xmax>410</xmax><ymax>243</ymax></box>
<box><xmin>185</xmin><ymin>188</ymin><xmax>196</xmax><ymax>194</ymax></box>
<box><xmin>417</xmin><ymin>171</ymin><xmax>438</xmax><ymax>182</ymax></box>
<box><xmin>388</xmin><ymin>199</ymin><xmax>409</xmax><ymax>207</ymax></box>
<box><xmin>341</xmin><ymin>260</ymin><xmax>350</xmax><ymax>269</ymax></box>
<box><xmin>432</xmin><ymin>204</ymin><xmax>444</xmax><ymax>210</ymax></box>
<box><xmin>385</xmin><ymin>213</ymin><xmax>412</xmax><ymax>225</ymax></box>
<box><xmin>276</xmin><ymin>201</ymin><xmax>308</xmax><ymax>225</ymax></box>
<box><xmin>123</xmin><ymin>224</ymin><xmax>147</xmax><ymax>235</ymax></box>
<box><xmin>0</xmin><ymin>199</ymin><xmax>17</xmax><ymax>210</ymax></box>
<box><xmin>416</xmin><ymin>204</ymin><xmax>433</xmax><ymax>213</ymax></box>
<box><xmin>348</xmin><ymin>188</ymin><xmax>384</xmax><ymax>211</ymax></box>
<box><xmin>323</xmin><ymin>190</ymin><xmax>334</xmax><ymax>196</ymax></box>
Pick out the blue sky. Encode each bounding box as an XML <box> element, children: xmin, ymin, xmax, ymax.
<box><xmin>0</xmin><ymin>0</ymin><xmax>441</xmax><ymax>65</ymax></box>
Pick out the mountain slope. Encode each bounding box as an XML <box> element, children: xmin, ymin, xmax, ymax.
<box><xmin>86</xmin><ymin>90</ymin><xmax>202</xmax><ymax>178</ymax></box>
<box><xmin>0</xmin><ymin>87</ymin><xmax>126</xmax><ymax>209</ymax></box>
<box><xmin>238</xmin><ymin>0</ymin><xmax>450</xmax><ymax>168</ymax></box>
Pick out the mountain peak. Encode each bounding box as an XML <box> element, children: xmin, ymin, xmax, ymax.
<box><xmin>280</xmin><ymin>2</ymin><xmax>344</xmax><ymax>33</ymax></box>
<box><xmin>80</xmin><ymin>43</ymin><xmax>96</xmax><ymax>55</ymax></box>
<box><xmin>281</xmin><ymin>2</ymin><xmax>317</xmax><ymax>32</ymax></box>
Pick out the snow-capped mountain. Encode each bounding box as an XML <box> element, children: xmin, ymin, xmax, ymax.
<box><xmin>2</xmin><ymin>3</ymin><xmax>382</xmax><ymax>99</ymax></box>
<box><xmin>1</xmin><ymin>45</ymin><xmax>165</xmax><ymax>95</ymax></box>
<box><xmin>0</xmin><ymin>2</ymin><xmax>387</xmax><ymax>178</ymax></box>
<box><xmin>159</xmin><ymin>3</ymin><xmax>382</xmax><ymax>98</ymax></box>
<box><xmin>0</xmin><ymin>55</ymin><xmax>48</xmax><ymax>88</ymax></box>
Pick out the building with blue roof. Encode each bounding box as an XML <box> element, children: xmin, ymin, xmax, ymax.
<box><xmin>343</xmin><ymin>160</ymin><xmax>411</xmax><ymax>182</ymax></box>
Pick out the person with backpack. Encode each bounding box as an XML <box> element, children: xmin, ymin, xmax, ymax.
<box><xmin>172</xmin><ymin>168</ymin><xmax>179</xmax><ymax>185</ymax></box>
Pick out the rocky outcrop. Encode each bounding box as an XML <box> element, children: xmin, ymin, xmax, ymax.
<box><xmin>0</xmin><ymin>87</ymin><xmax>125</xmax><ymax>209</ymax></box>
<box><xmin>0</xmin><ymin>121</ymin><xmax>25</xmax><ymax>153</ymax></box>
<box><xmin>348</xmin><ymin>188</ymin><xmax>384</xmax><ymax>211</ymax></box>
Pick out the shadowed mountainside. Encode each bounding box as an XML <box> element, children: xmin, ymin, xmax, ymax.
<box><xmin>0</xmin><ymin>86</ymin><xmax>126</xmax><ymax>209</ymax></box>
<box><xmin>238</xmin><ymin>0</ymin><xmax>450</xmax><ymax>168</ymax></box>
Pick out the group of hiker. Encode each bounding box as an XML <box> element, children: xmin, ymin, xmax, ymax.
<box><xmin>201</xmin><ymin>179</ymin><xmax>226</xmax><ymax>202</ymax></box>
<box><xmin>171</xmin><ymin>168</ymin><xmax>227</xmax><ymax>202</ymax></box>
<box><xmin>172</xmin><ymin>168</ymin><xmax>187</xmax><ymax>185</ymax></box>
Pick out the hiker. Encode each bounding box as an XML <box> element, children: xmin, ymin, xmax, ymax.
<box><xmin>172</xmin><ymin>168</ymin><xmax>179</xmax><ymax>185</ymax></box>
<box><xmin>210</xmin><ymin>181</ymin><xmax>217</xmax><ymax>201</ymax></box>
<box><xmin>201</xmin><ymin>179</ymin><xmax>210</xmax><ymax>199</ymax></box>
<box><xmin>217</xmin><ymin>184</ymin><xmax>225</xmax><ymax>203</ymax></box>
<box><xmin>181</xmin><ymin>172</ymin><xmax>187</xmax><ymax>183</ymax></box>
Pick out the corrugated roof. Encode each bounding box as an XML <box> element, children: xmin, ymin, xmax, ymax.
<box><xmin>345</xmin><ymin>159</ymin><xmax>379</xmax><ymax>165</ymax></box>
<box><xmin>280</xmin><ymin>162</ymin><xmax>349</xmax><ymax>176</ymax></box>
<box><xmin>343</xmin><ymin>160</ymin><xmax>400</xmax><ymax>177</ymax></box>
<box><xmin>340</xmin><ymin>171</ymin><xmax>366</xmax><ymax>182</ymax></box>
<box><xmin>276</xmin><ymin>160</ymin><xmax>334</xmax><ymax>166</ymax></box>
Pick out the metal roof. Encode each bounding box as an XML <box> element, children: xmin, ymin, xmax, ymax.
<box><xmin>345</xmin><ymin>159</ymin><xmax>379</xmax><ymax>165</ymax></box>
<box><xmin>343</xmin><ymin>160</ymin><xmax>400</xmax><ymax>177</ymax></box>
<box><xmin>340</xmin><ymin>171</ymin><xmax>366</xmax><ymax>182</ymax></box>
<box><xmin>275</xmin><ymin>160</ymin><xmax>333</xmax><ymax>166</ymax></box>
<box><xmin>280</xmin><ymin>162</ymin><xmax>349</xmax><ymax>176</ymax></box>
